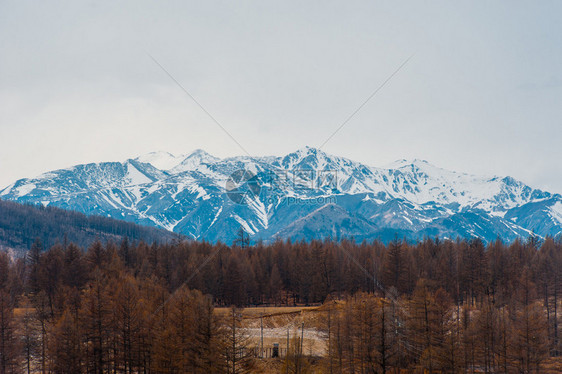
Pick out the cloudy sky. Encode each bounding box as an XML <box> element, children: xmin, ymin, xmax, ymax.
<box><xmin>1</xmin><ymin>1</ymin><xmax>561</xmax><ymax>192</ymax></box>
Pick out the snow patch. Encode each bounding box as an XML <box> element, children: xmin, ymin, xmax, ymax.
<box><xmin>233</xmin><ymin>215</ymin><xmax>256</xmax><ymax>235</ymax></box>
<box><xmin>209</xmin><ymin>206</ymin><xmax>223</xmax><ymax>228</ymax></box>
<box><xmin>550</xmin><ymin>201</ymin><xmax>562</xmax><ymax>225</ymax></box>
<box><xmin>16</xmin><ymin>183</ymin><xmax>36</xmax><ymax>197</ymax></box>
<box><xmin>0</xmin><ymin>183</ymin><xmax>15</xmax><ymax>196</ymax></box>
<box><xmin>248</xmin><ymin>197</ymin><xmax>269</xmax><ymax>229</ymax></box>
<box><xmin>188</xmin><ymin>184</ymin><xmax>210</xmax><ymax>200</ymax></box>
<box><xmin>126</xmin><ymin>163</ymin><xmax>152</xmax><ymax>186</ymax></box>
<box><xmin>490</xmin><ymin>210</ymin><xmax>507</xmax><ymax>218</ymax></box>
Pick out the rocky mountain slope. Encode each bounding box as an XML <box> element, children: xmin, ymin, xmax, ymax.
<box><xmin>2</xmin><ymin>147</ymin><xmax>561</xmax><ymax>243</ymax></box>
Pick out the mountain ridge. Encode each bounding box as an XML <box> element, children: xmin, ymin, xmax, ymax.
<box><xmin>2</xmin><ymin>147</ymin><xmax>561</xmax><ymax>244</ymax></box>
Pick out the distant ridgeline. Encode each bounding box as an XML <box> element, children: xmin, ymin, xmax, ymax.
<box><xmin>0</xmin><ymin>199</ymin><xmax>179</xmax><ymax>254</ymax></box>
<box><xmin>2</xmin><ymin>147</ymin><xmax>561</xmax><ymax>244</ymax></box>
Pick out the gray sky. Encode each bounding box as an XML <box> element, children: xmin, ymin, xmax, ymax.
<box><xmin>1</xmin><ymin>1</ymin><xmax>561</xmax><ymax>193</ymax></box>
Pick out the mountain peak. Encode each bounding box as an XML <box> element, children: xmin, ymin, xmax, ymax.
<box><xmin>189</xmin><ymin>148</ymin><xmax>212</xmax><ymax>157</ymax></box>
<box><xmin>134</xmin><ymin>149</ymin><xmax>219</xmax><ymax>172</ymax></box>
<box><xmin>295</xmin><ymin>146</ymin><xmax>326</xmax><ymax>156</ymax></box>
<box><xmin>134</xmin><ymin>151</ymin><xmax>186</xmax><ymax>170</ymax></box>
<box><xmin>387</xmin><ymin>158</ymin><xmax>433</xmax><ymax>169</ymax></box>
<box><xmin>184</xmin><ymin>148</ymin><xmax>219</xmax><ymax>163</ymax></box>
<box><xmin>171</xmin><ymin>149</ymin><xmax>220</xmax><ymax>173</ymax></box>
<box><xmin>278</xmin><ymin>147</ymin><xmax>336</xmax><ymax>170</ymax></box>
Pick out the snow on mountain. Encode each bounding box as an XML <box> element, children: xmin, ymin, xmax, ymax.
<box><xmin>125</xmin><ymin>162</ymin><xmax>154</xmax><ymax>185</ymax></box>
<box><xmin>552</xmin><ymin>201</ymin><xmax>562</xmax><ymax>225</ymax></box>
<box><xmin>171</xmin><ymin>149</ymin><xmax>220</xmax><ymax>173</ymax></box>
<box><xmin>1</xmin><ymin>147</ymin><xmax>560</xmax><ymax>244</ymax></box>
<box><xmin>13</xmin><ymin>183</ymin><xmax>36</xmax><ymax>198</ymax></box>
<box><xmin>380</xmin><ymin>159</ymin><xmax>546</xmax><ymax>211</ymax></box>
<box><xmin>135</xmin><ymin>151</ymin><xmax>186</xmax><ymax>171</ymax></box>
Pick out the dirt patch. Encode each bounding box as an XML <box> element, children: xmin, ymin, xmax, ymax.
<box><xmin>215</xmin><ymin>305</ymin><xmax>335</xmax><ymax>357</ymax></box>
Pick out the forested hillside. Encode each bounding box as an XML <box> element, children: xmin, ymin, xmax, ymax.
<box><xmin>0</xmin><ymin>199</ymin><xmax>178</xmax><ymax>253</ymax></box>
<box><xmin>0</xmin><ymin>236</ymin><xmax>561</xmax><ymax>372</ymax></box>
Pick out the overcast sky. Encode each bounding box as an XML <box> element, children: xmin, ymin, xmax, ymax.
<box><xmin>1</xmin><ymin>1</ymin><xmax>561</xmax><ymax>193</ymax></box>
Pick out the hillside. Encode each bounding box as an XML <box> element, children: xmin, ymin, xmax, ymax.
<box><xmin>0</xmin><ymin>199</ymin><xmax>179</xmax><ymax>254</ymax></box>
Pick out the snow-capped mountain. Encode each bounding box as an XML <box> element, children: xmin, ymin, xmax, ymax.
<box><xmin>1</xmin><ymin>147</ymin><xmax>561</xmax><ymax>244</ymax></box>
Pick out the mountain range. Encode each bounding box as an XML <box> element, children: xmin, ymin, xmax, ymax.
<box><xmin>2</xmin><ymin>147</ymin><xmax>561</xmax><ymax>244</ymax></box>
